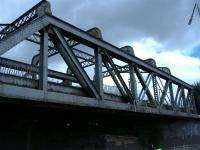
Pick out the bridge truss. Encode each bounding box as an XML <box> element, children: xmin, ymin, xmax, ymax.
<box><xmin>0</xmin><ymin>1</ymin><xmax>198</xmax><ymax>119</ymax></box>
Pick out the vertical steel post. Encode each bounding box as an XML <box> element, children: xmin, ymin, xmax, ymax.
<box><xmin>39</xmin><ymin>29</ymin><xmax>48</xmax><ymax>90</ymax></box>
<box><xmin>160</xmin><ymin>80</ymin><xmax>170</xmax><ymax>108</ymax></box>
<box><xmin>140</xmin><ymin>74</ymin><xmax>153</xmax><ymax>101</ymax></box>
<box><xmin>177</xmin><ymin>86</ymin><xmax>183</xmax><ymax>108</ymax></box>
<box><xmin>50</xmin><ymin>27</ymin><xmax>100</xmax><ymax>99</ymax></box>
<box><xmin>181</xmin><ymin>87</ymin><xmax>187</xmax><ymax>112</ymax></box>
<box><xmin>174</xmin><ymin>85</ymin><xmax>181</xmax><ymax>108</ymax></box>
<box><xmin>129</xmin><ymin>63</ymin><xmax>137</xmax><ymax>102</ymax></box>
<box><xmin>152</xmin><ymin>75</ymin><xmax>159</xmax><ymax>103</ymax></box>
<box><xmin>64</xmin><ymin>68</ymin><xmax>72</xmax><ymax>86</ymax></box>
<box><xmin>94</xmin><ymin>47</ymin><xmax>103</xmax><ymax>99</ymax></box>
<box><xmin>169</xmin><ymin>82</ymin><xmax>175</xmax><ymax>109</ymax></box>
<box><xmin>134</xmin><ymin>67</ymin><xmax>154</xmax><ymax>104</ymax></box>
<box><xmin>103</xmin><ymin>50</ymin><xmax>134</xmax><ymax>103</ymax></box>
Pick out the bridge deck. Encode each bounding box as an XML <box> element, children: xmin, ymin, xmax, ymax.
<box><xmin>0</xmin><ymin>80</ymin><xmax>199</xmax><ymax>119</ymax></box>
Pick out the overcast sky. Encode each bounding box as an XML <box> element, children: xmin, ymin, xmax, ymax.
<box><xmin>0</xmin><ymin>0</ymin><xmax>200</xmax><ymax>84</ymax></box>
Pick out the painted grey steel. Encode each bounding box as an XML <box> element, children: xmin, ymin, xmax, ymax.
<box><xmin>0</xmin><ymin>9</ymin><xmax>192</xmax><ymax>89</ymax></box>
<box><xmin>121</xmin><ymin>46</ymin><xmax>137</xmax><ymax>102</ymax></box>
<box><xmin>94</xmin><ymin>47</ymin><xmax>104</xmax><ymax>99</ymax></box>
<box><xmin>29</xmin><ymin>28</ymin><xmax>102</xmax><ymax>67</ymax></box>
<box><xmin>134</xmin><ymin>67</ymin><xmax>154</xmax><ymax>103</ymax></box>
<box><xmin>144</xmin><ymin>58</ymin><xmax>157</xmax><ymax>67</ymax></box>
<box><xmin>103</xmin><ymin>49</ymin><xmax>134</xmax><ymax>103</ymax></box>
<box><xmin>152</xmin><ymin>75</ymin><xmax>159</xmax><ymax>102</ymax></box>
<box><xmin>0</xmin><ymin>57</ymin><xmax>77</xmax><ymax>82</ymax></box>
<box><xmin>174</xmin><ymin>86</ymin><xmax>181</xmax><ymax>107</ymax></box>
<box><xmin>160</xmin><ymin>80</ymin><xmax>170</xmax><ymax>108</ymax></box>
<box><xmin>39</xmin><ymin>30</ymin><xmax>48</xmax><ymax>90</ymax></box>
<box><xmin>104</xmin><ymin>61</ymin><xmax>126</xmax><ymax>98</ymax></box>
<box><xmin>0</xmin><ymin>16</ymin><xmax>49</xmax><ymax>55</ymax></box>
<box><xmin>50</xmin><ymin>27</ymin><xmax>100</xmax><ymax>99</ymax></box>
<box><xmin>158</xmin><ymin>67</ymin><xmax>171</xmax><ymax>74</ymax></box>
<box><xmin>129</xmin><ymin>63</ymin><xmax>137</xmax><ymax>102</ymax></box>
<box><xmin>102</xmin><ymin>65</ymin><xmax>129</xmax><ymax>78</ymax></box>
<box><xmin>0</xmin><ymin>82</ymin><xmax>199</xmax><ymax>119</ymax></box>
<box><xmin>169</xmin><ymin>82</ymin><xmax>175</xmax><ymax>109</ymax></box>
<box><xmin>138</xmin><ymin>73</ymin><xmax>152</xmax><ymax>101</ymax></box>
<box><xmin>0</xmin><ymin>1</ymin><xmax>50</xmax><ymax>40</ymax></box>
<box><xmin>0</xmin><ymin>0</ymin><xmax>198</xmax><ymax>118</ymax></box>
<box><xmin>47</xmin><ymin>15</ymin><xmax>192</xmax><ymax>89</ymax></box>
<box><xmin>29</xmin><ymin>38</ymin><xmax>96</xmax><ymax>69</ymax></box>
<box><xmin>181</xmin><ymin>86</ymin><xmax>187</xmax><ymax>112</ymax></box>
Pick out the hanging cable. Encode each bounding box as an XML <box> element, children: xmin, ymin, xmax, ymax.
<box><xmin>188</xmin><ymin>3</ymin><xmax>200</xmax><ymax>25</ymax></box>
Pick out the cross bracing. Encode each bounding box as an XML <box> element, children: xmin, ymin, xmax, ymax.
<box><xmin>0</xmin><ymin>0</ymin><xmax>198</xmax><ymax>119</ymax></box>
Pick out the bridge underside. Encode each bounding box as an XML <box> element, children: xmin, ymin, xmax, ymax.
<box><xmin>0</xmin><ymin>98</ymin><xmax>200</xmax><ymax>150</ymax></box>
<box><xmin>0</xmin><ymin>82</ymin><xmax>198</xmax><ymax>119</ymax></box>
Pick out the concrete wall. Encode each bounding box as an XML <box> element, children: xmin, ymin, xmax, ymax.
<box><xmin>0</xmin><ymin>102</ymin><xmax>200</xmax><ymax>150</ymax></box>
<box><xmin>162</xmin><ymin>120</ymin><xmax>200</xmax><ymax>149</ymax></box>
<box><xmin>0</xmin><ymin>119</ymin><xmax>143</xmax><ymax>150</ymax></box>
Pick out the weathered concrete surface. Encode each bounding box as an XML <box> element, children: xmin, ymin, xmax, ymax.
<box><xmin>161</xmin><ymin>120</ymin><xmax>200</xmax><ymax>150</ymax></box>
<box><xmin>0</xmin><ymin>103</ymin><xmax>145</xmax><ymax>150</ymax></box>
<box><xmin>0</xmin><ymin>120</ymin><xmax>143</xmax><ymax>150</ymax></box>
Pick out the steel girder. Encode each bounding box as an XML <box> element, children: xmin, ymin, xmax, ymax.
<box><xmin>27</xmin><ymin>33</ymin><xmax>95</xmax><ymax>67</ymax></box>
<box><xmin>49</xmin><ymin>27</ymin><xmax>100</xmax><ymax>99</ymax></box>
<box><xmin>27</xmin><ymin>28</ymin><xmax>100</xmax><ymax>67</ymax></box>
<box><xmin>0</xmin><ymin>57</ymin><xmax>77</xmax><ymax>82</ymax></box>
<box><xmin>0</xmin><ymin>1</ymin><xmax>51</xmax><ymax>41</ymax></box>
<box><xmin>0</xmin><ymin>0</ymin><xmax>193</xmax><ymax>89</ymax></box>
<box><xmin>0</xmin><ymin>0</ymin><xmax>197</xmax><ymax>115</ymax></box>
<box><xmin>47</xmin><ymin>15</ymin><xmax>192</xmax><ymax>89</ymax></box>
<box><xmin>102</xmin><ymin>50</ymin><xmax>134</xmax><ymax>104</ymax></box>
<box><xmin>39</xmin><ymin>30</ymin><xmax>48</xmax><ymax>90</ymax></box>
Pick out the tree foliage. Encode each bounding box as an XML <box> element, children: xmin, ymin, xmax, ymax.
<box><xmin>193</xmin><ymin>82</ymin><xmax>200</xmax><ymax>113</ymax></box>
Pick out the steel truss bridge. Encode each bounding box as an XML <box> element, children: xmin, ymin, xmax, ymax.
<box><xmin>0</xmin><ymin>0</ymin><xmax>199</xmax><ymax>119</ymax></box>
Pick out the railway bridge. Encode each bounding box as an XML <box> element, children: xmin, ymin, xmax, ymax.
<box><xmin>0</xmin><ymin>1</ymin><xmax>200</xmax><ymax>149</ymax></box>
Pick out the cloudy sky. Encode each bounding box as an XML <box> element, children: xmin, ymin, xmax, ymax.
<box><xmin>0</xmin><ymin>0</ymin><xmax>200</xmax><ymax>84</ymax></box>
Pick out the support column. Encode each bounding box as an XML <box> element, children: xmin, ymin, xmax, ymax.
<box><xmin>181</xmin><ymin>87</ymin><xmax>187</xmax><ymax>112</ymax></box>
<box><xmin>39</xmin><ymin>30</ymin><xmax>48</xmax><ymax>91</ymax></box>
<box><xmin>160</xmin><ymin>80</ymin><xmax>170</xmax><ymax>108</ymax></box>
<box><xmin>94</xmin><ymin>47</ymin><xmax>103</xmax><ymax>99</ymax></box>
<box><xmin>134</xmin><ymin>67</ymin><xmax>154</xmax><ymax>104</ymax></box>
<box><xmin>64</xmin><ymin>68</ymin><xmax>72</xmax><ymax>86</ymax></box>
<box><xmin>129</xmin><ymin>63</ymin><xmax>137</xmax><ymax>102</ymax></box>
<box><xmin>152</xmin><ymin>75</ymin><xmax>159</xmax><ymax>103</ymax></box>
<box><xmin>50</xmin><ymin>27</ymin><xmax>100</xmax><ymax>99</ymax></box>
<box><xmin>169</xmin><ymin>82</ymin><xmax>175</xmax><ymax>109</ymax></box>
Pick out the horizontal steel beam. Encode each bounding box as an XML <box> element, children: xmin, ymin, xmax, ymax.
<box><xmin>46</xmin><ymin>15</ymin><xmax>192</xmax><ymax>89</ymax></box>
<box><xmin>0</xmin><ymin>1</ymin><xmax>51</xmax><ymax>40</ymax></box>
<box><xmin>50</xmin><ymin>27</ymin><xmax>100</xmax><ymax>99</ymax></box>
<box><xmin>0</xmin><ymin>16</ymin><xmax>49</xmax><ymax>55</ymax></box>
<box><xmin>28</xmin><ymin>27</ymin><xmax>102</xmax><ymax>67</ymax></box>
<box><xmin>0</xmin><ymin>57</ymin><xmax>77</xmax><ymax>82</ymax></box>
<box><xmin>0</xmin><ymin>1</ymin><xmax>196</xmax><ymax>117</ymax></box>
<box><xmin>0</xmin><ymin>83</ymin><xmax>199</xmax><ymax>119</ymax></box>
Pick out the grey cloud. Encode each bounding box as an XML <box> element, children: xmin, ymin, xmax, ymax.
<box><xmin>50</xmin><ymin>0</ymin><xmax>200</xmax><ymax>50</ymax></box>
<box><xmin>1</xmin><ymin>0</ymin><xmax>200</xmax><ymax>56</ymax></box>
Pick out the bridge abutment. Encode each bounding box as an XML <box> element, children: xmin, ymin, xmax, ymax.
<box><xmin>161</xmin><ymin>120</ymin><xmax>200</xmax><ymax>149</ymax></box>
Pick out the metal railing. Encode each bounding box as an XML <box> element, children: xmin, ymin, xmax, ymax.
<box><xmin>0</xmin><ymin>57</ymin><xmax>38</xmax><ymax>79</ymax></box>
<box><xmin>0</xmin><ymin>0</ymin><xmax>50</xmax><ymax>41</ymax></box>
